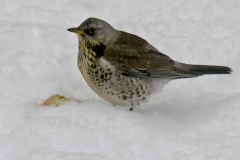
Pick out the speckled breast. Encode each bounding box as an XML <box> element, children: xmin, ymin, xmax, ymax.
<box><xmin>77</xmin><ymin>44</ymin><xmax>152</xmax><ymax>107</ymax></box>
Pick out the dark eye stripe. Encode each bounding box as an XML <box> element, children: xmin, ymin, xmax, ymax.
<box><xmin>85</xmin><ymin>28</ymin><xmax>96</xmax><ymax>35</ymax></box>
<box><xmin>89</xmin><ymin>28</ymin><xmax>95</xmax><ymax>33</ymax></box>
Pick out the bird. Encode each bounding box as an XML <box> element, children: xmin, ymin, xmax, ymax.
<box><xmin>67</xmin><ymin>17</ymin><xmax>232</xmax><ymax>111</ymax></box>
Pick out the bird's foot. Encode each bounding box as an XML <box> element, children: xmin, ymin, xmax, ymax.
<box><xmin>42</xmin><ymin>94</ymin><xmax>75</xmax><ymax>107</ymax></box>
<box><xmin>129</xmin><ymin>107</ymin><xmax>134</xmax><ymax>111</ymax></box>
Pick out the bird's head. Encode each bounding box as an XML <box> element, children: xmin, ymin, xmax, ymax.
<box><xmin>67</xmin><ymin>17</ymin><xmax>118</xmax><ymax>47</ymax></box>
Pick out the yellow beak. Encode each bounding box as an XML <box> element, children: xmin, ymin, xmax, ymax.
<box><xmin>67</xmin><ymin>27</ymin><xmax>85</xmax><ymax>35</ymax></box>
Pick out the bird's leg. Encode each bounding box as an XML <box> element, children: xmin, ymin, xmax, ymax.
<box><xmin>129</xmin><ymin>107</ymin><xmax>134</xmax><ymax>111</ymax></box>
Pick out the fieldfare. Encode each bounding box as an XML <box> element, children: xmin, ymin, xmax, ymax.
<box><xmin>67</xmin><ymin>17</ymin><xmax>231</xmax><ymax>110</ymax></box>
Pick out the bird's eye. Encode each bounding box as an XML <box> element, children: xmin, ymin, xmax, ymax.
<box><xmin>85</xmin><ymin>28</ymin><xmax>96</xmax><ymax>35</ymax></box>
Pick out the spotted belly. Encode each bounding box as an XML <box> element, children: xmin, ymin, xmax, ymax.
<box><xmin>77</xmin><ymin>54</ymin><xmax>153</xmax><ymax>106</ymax></box>
<box><xmin>77</xmin><ymin>46</ymin><xmax>169</xmax><ymax>107</ymax></box>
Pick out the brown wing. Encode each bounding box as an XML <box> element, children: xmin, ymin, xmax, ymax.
<box><xmin>102</xmin><ymin>31</ymin><xmax>189</xmax><ymax>79</ymax></box>
<box><xmin>103</xmin><ymin>45</ymin><xmax>173</xmax><ymax>77</ymax></box>
<box><xmin>102</xmin><ymin>31</ymin><xmax>231</xmax><ymax>79</ymax></box>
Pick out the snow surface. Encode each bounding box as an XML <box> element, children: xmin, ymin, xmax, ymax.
<box><xmin>0</xmin><ymin>0</ymin><xmax>240</xmax><ymax>159</ymax></box>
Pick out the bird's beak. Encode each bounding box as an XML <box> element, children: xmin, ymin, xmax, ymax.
<box><xmin>67</xmin><ymin>27</ymin><xmax>85</xmax><ymax>35</ymax></box>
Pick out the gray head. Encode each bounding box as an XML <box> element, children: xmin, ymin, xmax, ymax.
<box><xmin>67</xmin><ymin>18</ymin><xmax>118</xmax><ymax>46</ymax></box>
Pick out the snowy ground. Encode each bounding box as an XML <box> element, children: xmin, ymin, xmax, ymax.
<box><xmin>1</xmin><ymin>0</ymin><xmax>240</xmax><ymax>159</ymax></box>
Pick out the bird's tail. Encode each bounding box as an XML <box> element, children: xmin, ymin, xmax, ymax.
<box><xmin>173</xmin><ymin>62</ymin><xmax>232</xmax><ymax>79</ymax></box>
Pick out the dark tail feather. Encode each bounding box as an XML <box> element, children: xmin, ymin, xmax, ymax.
<box><xmin>174</xmin><ymin>62</ymin><xmax>232</xmax><ymax>78</ymax></box>
<box><xmin>189</xmin><ymin>64</ymin><xmax>232</xmax><ymax>75</ymax></box>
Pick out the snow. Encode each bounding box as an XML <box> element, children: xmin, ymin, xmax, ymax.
<box><xmin>0</xmin><ymin>0</ymin><xmax>240</xmax><ymax>159</ymax></box>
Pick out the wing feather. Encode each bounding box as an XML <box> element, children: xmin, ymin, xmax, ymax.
<box><xmin>102</xmin><ymin>31</ymin><xmax>198</xmax><ymax>79</ymax></box>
